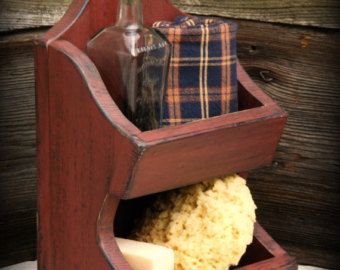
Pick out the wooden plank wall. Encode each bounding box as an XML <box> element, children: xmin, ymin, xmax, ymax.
<box><xmin>0</xmin><ymin>33</ymin><xmax>42</xmax><ymax>268</ymax></box>
<box><xmin>0</xmin><ymin>0</ymin><xmax>339</xmax><ymax>268</ymax></box>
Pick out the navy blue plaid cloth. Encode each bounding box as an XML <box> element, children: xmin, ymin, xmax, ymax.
<box><xmin>153</xmin><ymin>16</ymin><xmax>238</xmax><ymax>126</ymax></box>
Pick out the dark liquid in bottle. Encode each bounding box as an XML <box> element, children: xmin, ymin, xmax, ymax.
<box><xmin>87</xmin><ymin>27</ymin><xmax>170</xmax><ymax>131</ymax></box>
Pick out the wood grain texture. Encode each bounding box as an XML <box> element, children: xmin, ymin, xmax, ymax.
<box><xmin>172</xmin><ymin>0</ymin><xmax>340</xmax><ymax>29</ymax></box>
<box><xmin>0</xmin><ymin>42</ymin><xmax>37</xmax><ymax>267</ymax></box>
<box><xmin>235</xmin><ymin>19</ymin><xmax>340</xmax><ymax>269</ymax></box>
<box><xmin>1</xmin><ymin>0</ymin><xmax>340</xmax><ymax>32</ymax></box>
<box><xmin>0</xmin><ymin>30</ymin><xmax>45</xmax><ymax>48</ymax></box>
<box><xmin>0</xmin><ymin>0</ymin><xmax>71</xmax><ymax>33</ymax></box>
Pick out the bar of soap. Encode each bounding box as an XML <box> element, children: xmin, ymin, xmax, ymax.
<box><xmin>116</xmin><ymin>237</ymin><xmax>174</xmax><ymax>270</ymax></box>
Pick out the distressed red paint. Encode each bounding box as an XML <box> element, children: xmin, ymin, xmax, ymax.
<box><xmin>35</xmin><ymin>1</ymin><xmax>296</xmax><ymax>269</ymax></box>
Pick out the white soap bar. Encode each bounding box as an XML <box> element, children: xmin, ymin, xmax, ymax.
<box><xmin>116</xmin><ymin>237</ymin><xmax>174</xmax><ymax>270</ymax></box>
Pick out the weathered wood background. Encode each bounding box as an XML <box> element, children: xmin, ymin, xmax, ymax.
<box><xmin>0</xmin><ymin>0</ymin><xmax>339</xmax><ymax>268</ymax></box>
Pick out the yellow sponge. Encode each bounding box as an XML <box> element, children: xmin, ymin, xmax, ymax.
<box><xmin>133</xmin><ymin>174</ymin><xmax>256</xmax><ymax>270</ymax></box>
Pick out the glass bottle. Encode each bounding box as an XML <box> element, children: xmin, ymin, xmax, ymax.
<box><xmin>87</xmin><ymin>0</ymin><xmax>170</xmax><ymax>131</ymax></box>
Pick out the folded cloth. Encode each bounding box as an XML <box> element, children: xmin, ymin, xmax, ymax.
<box><xmin>153</xmin><ymin>16</ymin><xmax>238</xmax><ymax>126</ymax></box>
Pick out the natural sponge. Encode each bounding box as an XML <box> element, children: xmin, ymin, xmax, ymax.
<box><xmin>133</xmin><ymin>174</ymin><xmax>257</xmax><ymax>270</ymax></box>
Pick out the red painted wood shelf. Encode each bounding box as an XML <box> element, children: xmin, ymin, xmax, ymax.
<box><xmin>35</xmin><ymin>0</ymin><xmax>297</xmax><ymax>269</ymax></box>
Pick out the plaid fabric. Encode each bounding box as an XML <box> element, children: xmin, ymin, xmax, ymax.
<box><xmin>153</xmin><ymin>16</ymin><xmax>238</xmax><ymax>126</ymax></box>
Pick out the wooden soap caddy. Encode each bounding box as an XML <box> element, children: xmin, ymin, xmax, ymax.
<box><xmin>35</xmin><ymin>0</ymin><xmax>297</xmax><ymax>269</ymax></box>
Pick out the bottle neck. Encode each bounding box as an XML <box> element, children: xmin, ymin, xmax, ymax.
<box><xmin>116</xmin><ymin>0</ymin><xmax>143</xmax><ymax>27</ymax></box>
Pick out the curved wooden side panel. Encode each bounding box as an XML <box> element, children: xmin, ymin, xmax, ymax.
<box><xmin>37</xmin><ymin>39</ymin><xmax>139</xmax><ymax>270</ymax></box>
<box><xmin>237</xmin><ymin>62</ymin><xmax>278</xmax><ymax>107</ymax></box>
<box><xmin>49</xmin><ymin>40</ymin><xmax>140</xmax><ymax>138</ymax></box>
<box><xmin>98</xmin><ymin>195</ymin><xmax>134</xmax><ymax>270</ymax></box>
